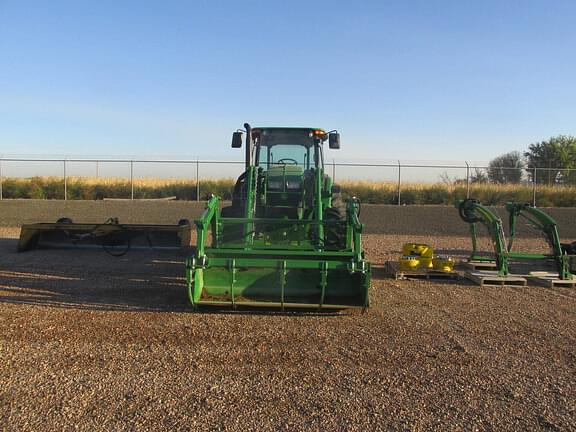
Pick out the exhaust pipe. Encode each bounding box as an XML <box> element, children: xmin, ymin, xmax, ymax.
<box><xmin>244</xmin><ymin>122</ymin><xmax>252</xmax><ymax>169</ymax></box>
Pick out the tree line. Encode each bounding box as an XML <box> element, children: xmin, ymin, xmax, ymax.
<box><xmin>485</xmin><ymin>135</ymin><xmax>576</xmax><ymax>185</ymax></box>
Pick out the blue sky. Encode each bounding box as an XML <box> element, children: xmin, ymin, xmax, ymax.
<box><xmin>1</xmin><ymin>0</ymin><xmax>575</xmax><ymax>164</ymax></box>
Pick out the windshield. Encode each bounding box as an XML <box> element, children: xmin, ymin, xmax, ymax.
<box><xmin>258</xmin><ymin>144</ymin><xmax>309</xmax><ymax>167</ymax></box>
<box><xmin>254</xmin><ymin>129</ymin><xmax>323</xmax><ymax>169</ymax></box>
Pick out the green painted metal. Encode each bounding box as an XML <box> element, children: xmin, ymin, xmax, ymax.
<box><xmin>187</xmin><ymin>194</ymin><xmax>370</xmax><ymax>309</ymax></box>
<box><xmin>456</xmin><ymin>199</ymin><xmax>573</xmax><ymax>280</ymax></box>
<box><xmin>456</xmin><ymin>198</ymin><xmax>509</xmax><ymax>275</ymax></box>
<box><xmin>505</xmin><ymin>202</ymin><xmax>572</xmax><ymax>280</ymax></box>
<box><xmin>186</xmin><ymin>125</ymin><xmax>371</xmax><ymax>310</ymax></box>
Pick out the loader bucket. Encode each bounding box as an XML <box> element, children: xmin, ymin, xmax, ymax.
<box><xmin>18</xmin><ymin>218</ymin><xmax>192</xmax><ymax>254</ymax></box>
<box><xmin>186</xmin><ymin>196</ymin><xmax>371</xmax><ymax>310</ymax></box>
<box><xmin>187</xmin><ymin>251</ymin><xmax>370</xmax><ymax>310</ymax></box>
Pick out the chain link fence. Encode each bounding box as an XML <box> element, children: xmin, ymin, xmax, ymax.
<box><xmin>0</xmin><ymin>156</ymin><xmax>574</xmax><ymax>206</ymax></box>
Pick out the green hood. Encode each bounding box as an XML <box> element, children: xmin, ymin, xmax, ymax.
<box><xmin>266</xmin><ymin>165</ymin><xmax>304</xmax><ymax>191</ymax></box>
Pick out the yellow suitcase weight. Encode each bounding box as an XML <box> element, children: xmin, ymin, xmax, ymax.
<box><xmin>419</xmin><ymin>256</ymin><xmax>434</xmax><ymax>269</ymax></box>
<box><xmin>432</xmin><ymin>256</ymin><xmax>454</xmax><ymax>272</ymax></box>
<box><xmin>402</xmin><ymin>243</ymin><xmax>433</xmax><ymax>258</ymax></box>
<box><xmin>399</xmin><ymin>255</ymin><xmax>420</xmax><ymax>270</ymax></box>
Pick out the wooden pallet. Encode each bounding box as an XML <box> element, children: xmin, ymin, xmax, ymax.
<box><xmin>461</xmin><ymin>260</ymin><xmax>498</xmax><ymax>271</ymax></box>
<box><xmin>528</xmin><ymin>273</ymin><xmax>576</xmax><ymax>288</ymax></box>
<box><xmin>464</xmin><ymin>270</ymin><xmax>527</xmax><ymax>287</ymax></box>
<box><xmin>385</xmin><ymin>261</ymin><xmax>459</xmax><ymax>281</ymax></box>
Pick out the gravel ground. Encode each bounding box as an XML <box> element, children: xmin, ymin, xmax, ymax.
<box><xmin>1</xmin><ymin>227</ymin><xmax>575</xmax><ymax>431</ymax></box>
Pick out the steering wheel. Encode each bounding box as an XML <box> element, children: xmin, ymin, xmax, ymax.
<box><xmin>276</xmin><ymin>158</ymin><xmax>298</xmax><ymax>165</ymax></box>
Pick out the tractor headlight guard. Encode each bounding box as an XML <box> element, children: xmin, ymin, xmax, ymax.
<box><xmin>286</xmin><ymin>180</ymin><xmax>301</xmax><ymax>191</ymax></box>
<box><xmin>267</xmin><ymin>180</ymin><xmax>283</xmax><ymax>191</ymax></box>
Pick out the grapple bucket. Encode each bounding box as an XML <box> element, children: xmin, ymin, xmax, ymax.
<box><xmin>186</xmin><ymin>196</ymin><xmax>371</xmax><ymax>310</ymax></box>
<box><xmin>18</xmin><ymin>218</ymin><xmax>191</xmax><ymax>254</ymax></box>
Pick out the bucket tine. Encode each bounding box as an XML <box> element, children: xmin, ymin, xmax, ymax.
<box><xmin>229</xmin><ymin>259</ymin><xmax>237</xmax><ymax>309</ymax></box>
<box><xmin>280</xmin><ymin>260</ymin><xmax>287</xmax><ymax>312</ymax></box>
<box><xmin>319</xmin><ymin>261</ymin><xmax>328</xmax><ymax>310</ymax></box>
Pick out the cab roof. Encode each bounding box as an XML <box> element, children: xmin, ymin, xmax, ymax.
<box><xmin>251</xmin><ymin>127</ymin><xmax>326</xmax><ymax>137</ymax></box>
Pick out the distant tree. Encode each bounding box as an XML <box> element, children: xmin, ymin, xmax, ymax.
<box><xmin>524</xmin><ymin>135</ymin><xmax>576</xmax><ymax>185</ymax></box>
<box><xmin>470</xmin><ymin>168</ymin><xmax>488</xmax><ymax>184</ymax></box>
<box><xmin>439</xmin><ymin>168</ymin><xmax>487</xmax><ymax>185</ymax></box>
<box><xmin>487</xmin><ymin>151</ymin><xmax>524</xmax><ymax>184</ymax></box>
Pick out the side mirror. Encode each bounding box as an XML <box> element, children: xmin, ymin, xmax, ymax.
<box><xmin>328</xmin><ymin>132</ymin><xmax>340</xmax><ymax>149</ymax></box>
<box><xmin>232</xmin><ymin>131</ymin><xmax>243</xmax><ymax>148</ymax></box>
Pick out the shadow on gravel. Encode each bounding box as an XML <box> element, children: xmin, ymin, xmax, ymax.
<box><xmin>0</xmin><ymin>238</ymin><xmax>191</xmax><ymax>312</ymax></box>
<box><xmin>193</xmin><ymin>308</ymin><xmax>343</xmax><ymax>317</ymax></box>
<box><xmin>0</xmin><ymin>239</ymin><xmax>348</xmax><ymax>316</ymax></box>
<box><xmin>371</xmin><ymin>265</ymin><xmax>389</xmax><ymax>280</ymax></box>
<box><xmin>370</xmin><ymin>263</ymin><xmax>478</xmax><ymax>287</ymax></box>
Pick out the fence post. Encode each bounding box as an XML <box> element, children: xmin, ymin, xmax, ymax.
<box><xmin>397</xmin><ymin>160</ymin><xmax>401</xmax><ymax>206</ymax></box>
<box><xmin>532</xmin><ymin>167</ymin><xmax>537</xmax><ymax>206</ymax></box>
<box><xmin>465</xmin><ymin>161</ymin><xmax>470</xmax><ymax>198</ymax></box>
<box><xmin>130</xmin><ymin>160</ymin><xmax>134</xmax><ymax>200</ymax></box>
<box><xmin>196</xmin><ymin>160</ymin><xmax>200</xmax><ymax>201</ymax></box>
<box><xmin>0</xmin><ymin>157</ymin><xmax>3</xmax><ymax>200</ymax></box>
<box><xmin>332</xmin><ymin>158</ymin><xmax>335</xmax><ymax>182</ymax></box>
<box><xmin>63</xmin><ymin>159</ymin><xmax>67</xmax><ymax>200</ymax></box>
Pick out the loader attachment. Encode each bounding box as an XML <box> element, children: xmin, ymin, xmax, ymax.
<box><xmin>18</xmin><ymin>218</ymin><xmax>192</xmax><ymax>255</ymax></box>
<box><xmin>456</xmin><ymin>199</ymin><xmax>573</xmax><ymax>280</ymax></box>
<box><xmin>186</xmin><ymin>196</ymin><xmax>370</xmax><ymax>310</ymax></box>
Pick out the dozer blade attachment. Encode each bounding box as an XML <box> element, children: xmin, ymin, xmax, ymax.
<box><xmin>18</xmin><ymin>218</ymin><xmax>192</xmax><ymax>254</ymax></box>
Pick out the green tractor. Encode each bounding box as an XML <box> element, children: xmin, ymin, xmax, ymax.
<box><xmin>186</xmin><ymin>123</ymin><xmax>370</xmax><ymax>310</ymax></box>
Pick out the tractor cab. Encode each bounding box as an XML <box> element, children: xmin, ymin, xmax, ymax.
<box><xmin>253</xmin><ymin>128</ymin><xmax>326</xmax><ymax>218</ymax></box>
<box><xmin>252</xmin><ymin>127</ymin><xmax>327</xmax><ymax>170</ymax></box>
<box><xmin>231</xmin><ymin>127</ymin><xmax>340</xmax><ymax>219</ymax></box>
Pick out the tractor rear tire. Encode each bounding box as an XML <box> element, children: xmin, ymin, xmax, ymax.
<box><xmin>324</xmin><ymin>197</ymin><xmax>347</xmax><ymax>250</ymax></box>
<box><xmin>220</xmin><ymin>206</ymin><xmax>243</xmax><ymax>243</ymax></box>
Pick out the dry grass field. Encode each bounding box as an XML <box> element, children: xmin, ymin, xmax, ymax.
<box><xmin>3</xmin><ymin>175</ymin><xmax>576</xmax><ymax>206</ymax></box>
<box><xmin>1</xmin><ymin>213</ymin><xmax>575</xmax><ymax>431</ymax></box>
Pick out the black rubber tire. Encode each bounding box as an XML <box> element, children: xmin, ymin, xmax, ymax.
<box><xmin>232</xmin><ymin>172</ymin><xmax>248</xmax><ymax>208</ymax></box>
<box><xmin>56</xmin><ymin>217</ymin><xmax>73</xmax><ymax>224</ymax></box>
<box><xmin>178</xmin><ymin>218</ymin><xmax>191</xmax><ymax>226</ymax></box>
<box><xmin>102</xmin><ymin>235</ymin><xmax>131</xmax><ymax>257</ymax></box>
<box><xmin>220</xmin><ymin>206</ymin><xmax>243</xmax><ymax>243</ymax></box>
<box><xmin>324</xmin><ymin>196</ymin><xmax>347</xmax><ymax>250</ymax></box>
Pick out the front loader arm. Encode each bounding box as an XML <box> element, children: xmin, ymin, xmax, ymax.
<box><xmin>456</xmin><ymin>199</ymin><xmax>509</xmax><ymax>275</ymax></box>
<box><xmin>194</xmin><ymin>195</ymin><xmax>221</xmax><ymax>255</ymax></box>
<box><xmin>505</xmin><ymin>203</ymin><xmax>571</xmax><ymax>280</ymax></box>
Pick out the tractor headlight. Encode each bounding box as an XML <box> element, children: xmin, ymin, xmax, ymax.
<box><xmin>268</xmin><ymin>180</ymin><xmax>283</xmax><ymax>191</ymax></box>
<box><xmin>286</xmin><ymin>180</ymin><xmax>301</xmax><ymax>191</ymax></box>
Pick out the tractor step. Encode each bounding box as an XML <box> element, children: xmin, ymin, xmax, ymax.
<box><xmin>527</xmin><ymin>273</ymin><xmax>576</xmax><ymax>288</ymax></box>
<box><xmin>464</xmin><ymin>270</ymin><xmax>527</xmax><ymax>287</ymax></box>
<box><xmin>385</xmin><ymin>261</ymin><xmax>459</xmax><ymax>281</ymax></box>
